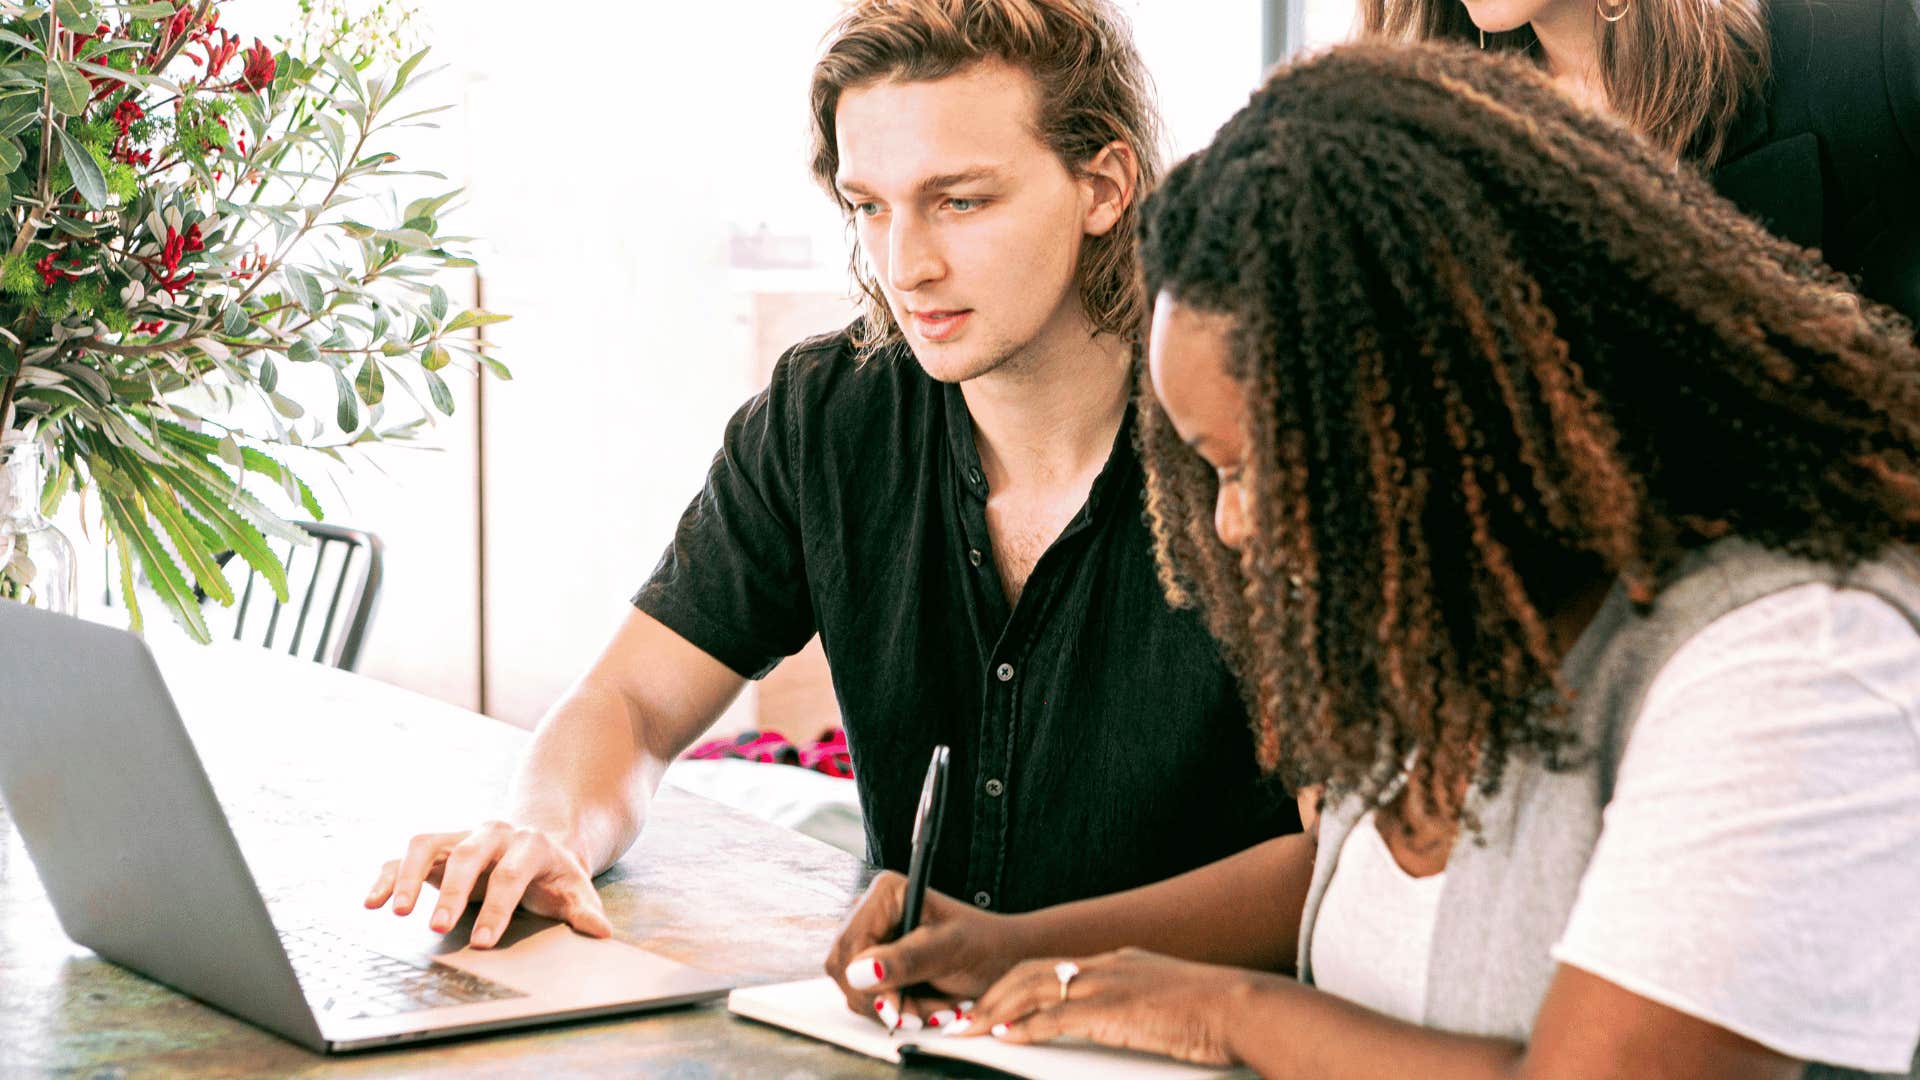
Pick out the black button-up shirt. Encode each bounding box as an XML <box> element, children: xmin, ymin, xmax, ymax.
<box><xmin>634</xmin><ymin>328</ymin><xmax>1298</xmax><ymax>913</ymax></box>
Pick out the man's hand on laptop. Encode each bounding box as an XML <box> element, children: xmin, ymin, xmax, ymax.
<box><xmin>364</xmin><ymin>821</ymin><xmax>614</xmax><ymax>948</ymax></box>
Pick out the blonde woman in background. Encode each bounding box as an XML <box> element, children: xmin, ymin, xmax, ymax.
<box><xmin>1362</xmin><ymin>0</ymin><xmax>1920</xmax><ymax>325</ymax></box>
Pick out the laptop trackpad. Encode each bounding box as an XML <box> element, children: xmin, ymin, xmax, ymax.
<box><xmin>350</xmin><ymin>904</ymin><xmax>724</xmax><ymax>1003</ymax></box>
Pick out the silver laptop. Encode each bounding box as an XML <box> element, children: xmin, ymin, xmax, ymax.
<box><xmin>0</xmin><ymin>599</ymin><xmax>733</xmax><ymax>1053</ymax></box>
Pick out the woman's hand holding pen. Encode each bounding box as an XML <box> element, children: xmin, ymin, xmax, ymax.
<box><xmin>825</xmin><ymin>869</ymin><xmax>1030</xmax><ymax>1032</ymax></box>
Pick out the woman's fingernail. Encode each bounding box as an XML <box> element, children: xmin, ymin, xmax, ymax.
<box><xmin>958</xmin><ymin>999</ymin><xmax>975</xmax><ymax>1012</ymax></box>
<box><xmin>471</xmin><ymin>926</ymin><xmax>494</xmax><ymax>948</ymax></box>
<box><xmin>898</xmin><ymin>1012</ymin><xmax>923</xmax><ymax>1032</ymax></box>
<box><xmin>927</xmin><ymin>1009</ymin><xmax>955</xmax><ymax>1028</ymax></box>
<box><xmin>991</xmin><ymin>1023</ymin><xmax>1011</xmax><ymax>1038</ymax></box>
<box><xmin>845</xmin><ymin>958</ymin><xmax>884</xmax><ymax>990</ymax></box>
<box><xmin>876</xmin><ymin>999</ymin><xmax>900</xmax><ymax>1030</ymax></box>
<box><xmin>943</xmin><ymin>1017</ymin><xmax>973</xmax><ymax>1036</ymax></box>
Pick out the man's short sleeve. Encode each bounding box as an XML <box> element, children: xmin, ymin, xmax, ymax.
<box><xmin>632</xmin><ymin>350</ymin><xmax>817</xmax><ymax>679</ymax></box>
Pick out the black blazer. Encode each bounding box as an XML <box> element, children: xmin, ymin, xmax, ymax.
<box><xmin>1709</xmin><ymin>0</ymin><xmax>1920</xmax><ymax>325</ymax></box>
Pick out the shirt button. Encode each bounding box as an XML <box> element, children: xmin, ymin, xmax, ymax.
<box><xmin>984</xmin><ymin>778</ymin><xmax>1004</xmax><ymax>797</ymax></box>
<box><xmin>973</xmin><ymin>891</ymin><xmax>992</xmax><ymax>908</ymax></box>
<box><xmin>968</xmin><ymin>548</ymin><xmax>983</xmax><ymax>567</ymax></box>
<box><xmin>995</xmin><ymin>663</ymin><xmax>1014</xmax><ymax>683</ymax></box>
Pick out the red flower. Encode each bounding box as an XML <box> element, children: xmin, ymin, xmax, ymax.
<box><xmin>35</xmin><ymin>250</ymin><xmax>74</xmax><ymax>288</ymax></box>
<box><xmin>238</xmin><ymin>40</ymin><xmax>275</xmax><ymax>93</ymax></box>
<box><xmin>197</xmin><ymin>29</ymin><xmax>240</xmax><ymax>77</ymax></box>
<box><xmin>161</xmin><ymin>223</ymin><xmax>204</xmax><ymax>277</ymax></box>
<box><xmin>112</xmin><ymin>99</ymin><xmax>144</xmax><ymax>135</ymax></box>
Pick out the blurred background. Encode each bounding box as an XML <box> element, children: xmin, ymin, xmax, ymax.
<box><xmin>66</xmin><ymin>0</ymin><xmax>1359</xmax><ymax>736</ymax></box>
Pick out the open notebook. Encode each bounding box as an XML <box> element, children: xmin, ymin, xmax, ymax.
<box><xmin>729</xmin><ymin>977</ymin><xmax>1254</xmax><ymax>1079</ymax></box>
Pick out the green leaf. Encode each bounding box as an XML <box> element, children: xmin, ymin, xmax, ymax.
<box><xmin>53</xmin><ymin>1</ymin><xmax>95</xmax><ymax>27</ymax></box>
<box><xmin>258</xmin><ymin>353</ymin><xmax>278</xmax><ymax>393</ymax></box>
<box><xmin>110</xmin><ymin>523</ymin><xmax>143</xmax><ymax>635</ymax></box>
<box><xmin>283</xmin><ymin>265</ymin><xmax>325</xmax><ymax>313</ymax></box>
<box><xmin>323</xmin><ymin>50</ymin><xmax>365</xmax><ymax>102</ymax></box>
<box><xmin>157</xmin><ymin>443</ymin><xmax>307</xmax><ymax>548</ymax></box>
<box><xmin>423</xmin><ymin>367</ymin><xmax>454</xmax><ymax>415</ymax></box>
<box><xmin>138</xmin><ymin>475</ymin><xmax>236</xmax><ymax>606</ymax></box>
<box><xmin>393</xmin><ymin>46</ymin><xmax>430</xmax><ymax>92</ymax></box>
<box><xmin>354</xmin><ymin>357</ymin><xmax>384</xmax><ymax>405</ymax></box>
<box><xmin>163</xmin><ymin>465</ymin><xmax>290</xmax><ymax>603</ymax></box>
<box><xmin>404</xmin><ymin>188</ymin><xmax>459</xmax><ymax>223</ymax></box>
<box><xmin>428</xmin><ymin>284</ymin><xmax>448</xmax><ymax>322</ymax></box>
<box><xmin>287</xmin><ymin>338</ymin><xmax>320</xmax><ymax>364</ymax></box>
<box><xmin>115</xmin><ymin>3</ymin><xmax>178</xmax><ymax>17</ymax></box>
<box><xmin>480</xmin><ymin>354</ymin><xmax>512</xmax><ymax>381</ymax></box>
<box><xmin>0</xmin><ymin>134</ymin><xmax>21</xmax><ymax>175</ymax></box>
<box><xmin>0</xmin><ymin>100</ymin><xmax>37</xmax><ymax>139</ymax></box>
<box><xmin>221</xmin><ymin>304</ymin><xmax>247</xmax><ymax>336</ymax></box>
<box><xmin>374</xmin><ymin>227</ymin><xmax>433</xmax><ymax>249</ymax></box>
<box><xmin>269</xmin><ymin>391</ymin><xmax>304</xmax><ymax>419</ymax></box>
<box><xmin>52</xmin><ymin>123</ymin><xmax>106</xmax><ymax>209</ymax></box>
<box><xmin>419</xmin><ymin>342</ymin><xmax>449</xmax><ymax>371</ymax></box>
<box><xmin>444</xmin><ymin>309</ymin><xmax>510</xmax><ymax>335</ymax></box>
<box><xmin>45</xmin><ymin>60</ymin><xmax>88</xmax><ymax>117</ymax></box>
<box><xmin>101</xmin><ymin>487</ymin><xmax>211</xmax><ymax>644</ymax></box>
<box><xmin>334</xmin><ymin>368</ymin><xmax>359</xmax><ymax>431</ymax></box>
<box><xmin>316</xmin><ymin>113</ymin><xmax>346</xmax><ymax>159</ymax></box>
<box><xmin>155</xmin><ymin>421</ymin><xmax>325</xmax><ymax>522</ymax></box>
<box><xmin>49</xmin><ymin>211</ymin><xmax>97</xmax><ymax>238</ymax></box>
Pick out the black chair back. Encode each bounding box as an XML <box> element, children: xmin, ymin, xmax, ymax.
<box><xmin>226</xmin><ymin>522</ymin><xmax>384</xmax><ymax>671</ymax></box>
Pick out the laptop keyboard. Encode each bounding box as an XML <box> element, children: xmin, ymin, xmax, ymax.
<box><xmin>278</xmin><ymin>925</ymin><xmax>527</xmax><ymax>1019</ymax></box>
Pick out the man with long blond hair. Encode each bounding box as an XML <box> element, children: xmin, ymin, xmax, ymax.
<box><xmin>363</xmin><ymin>0</ymin><xmax>1298</xmax><ymax>962</ymax></box>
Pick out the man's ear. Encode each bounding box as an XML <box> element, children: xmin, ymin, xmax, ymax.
<box><xmin>1080</xmin><ymin>140</ymin><xmax>1138</xmax><ymax>238</ymax></box>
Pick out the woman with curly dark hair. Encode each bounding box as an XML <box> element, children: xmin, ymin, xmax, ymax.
<box><xmin>822</xmin><ymin>42</ymin><xmax>1920</xmax><ymax>1079</ymax></box>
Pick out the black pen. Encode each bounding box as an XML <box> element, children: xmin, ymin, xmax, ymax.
<box><xmin>897</xmin><ymin>744</ymin><xmax>950</xmax><ymax>937</ymax></box>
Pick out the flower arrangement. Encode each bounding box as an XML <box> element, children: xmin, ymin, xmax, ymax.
<box><xmin>0</xmin><ymin>0</ymin><xmax>505</xmax><ymax>641</ymax></box>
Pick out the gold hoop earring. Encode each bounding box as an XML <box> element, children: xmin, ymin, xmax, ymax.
<box><xmin>1597</xmin><ymin>0</ymin><xmax>1629</xmax><ymax>22</ymax></box>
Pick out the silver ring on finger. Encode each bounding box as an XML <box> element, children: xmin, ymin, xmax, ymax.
<box><xmin>1054</xmin><ymin>960</ymin><xmax>1080</xmax><ymax>1004</ymax></box>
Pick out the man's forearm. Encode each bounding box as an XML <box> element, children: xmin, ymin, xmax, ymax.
<box><xmin>505</xmin><ymin>680</ymin><xmax>675</xmax><ymax>876</ymax></box>
<box><xmin>1006</xmin><ymin>832</ymin><xmax>1314</xmax><ymax>973</ymax></box>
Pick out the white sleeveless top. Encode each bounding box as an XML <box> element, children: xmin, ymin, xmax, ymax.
<box><xmin>1308</xmin><ymin>808</ymin><xmax>1446</xmax><ymax>1024</ymax></box>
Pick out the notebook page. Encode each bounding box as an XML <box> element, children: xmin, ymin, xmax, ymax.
<box><xmin>727</xmin><ymin>977</ymin><xmax>905</xmax><ymax>1064</ymax></box>
<box><xmin>728</xmin><ymin>977</ymin><xmax>1252</xmax><ymax>1080</ymax></box>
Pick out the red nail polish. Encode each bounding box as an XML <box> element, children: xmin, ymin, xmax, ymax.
<box><xmin>875</xmin><ymin>961</ymin><xmax>886</xmax><ymax>980</ymax></box>
<box><xmin>928</xmin><ymin>1015</ymin><xmax>942</xmax><ymax>1027</ymax></box>
<box><xmin>873</xmin><ymin>998</ymin><xmax>885</xmax><ymax>1011</ymax></box>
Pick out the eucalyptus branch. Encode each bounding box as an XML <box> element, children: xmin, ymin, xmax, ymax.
<box><xmin>230</xmin><ymin>119</ymin><xmax>369</xmax><ymax>310</ymax></box>
<box><xmin>0</xmin><ymin>372</ymin><xmax>19</xmax><ymax>432</ymax></box>
<box><xmin>7</xmin><ymin>37</ymin><xmax>56</xmax><ymax>260</ymax></box>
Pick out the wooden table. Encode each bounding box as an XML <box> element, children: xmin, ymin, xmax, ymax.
<box><xmin>0</xmin><ymin>639</ymin><xmax>908</xmax><ymax>1078</ymax></box>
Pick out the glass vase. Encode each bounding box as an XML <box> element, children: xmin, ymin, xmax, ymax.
<box><xmin>0</xmin><ymin>440</ymin><xmax>77</xmax><ymax>615</ymax></box>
